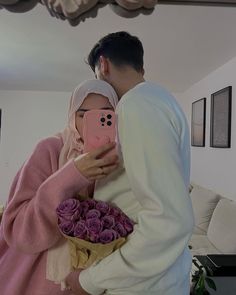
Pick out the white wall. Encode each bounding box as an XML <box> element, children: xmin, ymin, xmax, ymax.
<box><xmin>176</xmin><ymin>57</ymin><xmax>236</xmax><ymax>200</ymax></box>
<box><xmin>0</xmin><ymin>90</ymin><xmax>70</xmax><ymax>203</ymax></box>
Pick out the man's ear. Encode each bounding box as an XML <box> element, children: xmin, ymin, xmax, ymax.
<box><xmin>99</xmin><ymin>56</ymin><xmax>109</xmax><ymax>75</ymax></box>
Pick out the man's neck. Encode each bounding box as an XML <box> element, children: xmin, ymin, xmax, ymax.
<box><xmin>112</xmin><ymin>70</ymin><xmax>145</xmax><ymax>99</ymax></box>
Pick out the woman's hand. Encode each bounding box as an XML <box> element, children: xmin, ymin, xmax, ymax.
<box><xmin>74</xmin><ymin>142</ymin><xmax>119</xmax><ymax>181</ymax></box>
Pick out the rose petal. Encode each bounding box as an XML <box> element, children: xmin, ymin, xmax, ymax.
<box><xmin>74</xmin><ymin>220</ymin><xmax>87</xmax><ymax>238</ymax></box>
<box><xmin>109</xmin><ymin>206</ymin><xmax>122</xmax><ymax>219</ymax></box>
<box><xmin>86</xmin><ymin>218</ymin><xmax>103</xmax><ymax>234</ymax></box>
<box><xmin>56</xmin><ymin>198</ymin><xmax>80</xmax><ymax>221</ymax></box>
<box><xmin>86</xmin><ymin>199</ymin><xmax>97</xmax><ymax>209</ymax></box>
<box><xmin>102</xmin><ymin>215</ymin><xmax>115</xmax><ymax>229</ymax></box>
<box><xmin>86</xmin><ymin>209</ymin><xmax>101</xmax><ymax>220</ymax></box>
<box><xmin>122</xmin><ymin>217</ymin><xmax>134</xmax><ymax>233</ymax></box>
<box><xmin>114</xmin><ymin>223</ymin><xmax>127</xmax><ymax>237</ymax></box>
<box><xmin>59</xmin><ymin>221</ymin><xmax>75</xmax><ymax>236</ymax></box>
<box><xmin>99</xmin><ymin>229</ymin><xmax>118</xmax><ymax>244</ymax></box>
<box><xmin>88</xmin><ymin>232</ymin><xmax>99</xmax><ymax>243</ymax></box>
<box><xmin>96</xmin><ymin>201</ymin><xmax>110</xmax><ymax>215</ymax></box>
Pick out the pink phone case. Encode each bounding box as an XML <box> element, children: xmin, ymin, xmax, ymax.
<box><xmin>83</xmin><ymin>110</ymin><xmax>117</xmax><ymax>157</ymax></box>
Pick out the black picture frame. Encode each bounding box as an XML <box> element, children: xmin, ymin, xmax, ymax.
<box><xmin>210</xmin><ymin>86</ymin><xmax>232</xmax><ymax>148</ymax></box>
<box><xmin>191</xmin><ymin>98</ymin><xmax>206</xmax><ymax>147</ymax></box>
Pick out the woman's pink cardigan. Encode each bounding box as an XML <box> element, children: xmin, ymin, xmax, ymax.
<box><xmin>0</xmin><ymin>136</ymin><xmax>89</xmax><ymax>295</ymax></box>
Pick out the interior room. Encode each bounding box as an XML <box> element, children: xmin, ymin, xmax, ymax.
<box><xmin>0</xmin><ymin>2</ymin><xmax>236</xmax><ymax>294</ymax></box>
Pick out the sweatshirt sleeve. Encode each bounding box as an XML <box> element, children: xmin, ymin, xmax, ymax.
<box><xmin>2</xmin><ymin>138</ymin><xmax>90</xmax><ymax>254</ymax></box>
<box><xmin>79</xmin><ymin>95</ymin><xmax>194</xmax><ymax>294</ymax></box>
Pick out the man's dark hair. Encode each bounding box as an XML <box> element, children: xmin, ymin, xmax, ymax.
<box><xmin>87</xmin><ymin>31</ymin><xmax>144</xmax><ymax>73</ymax></box>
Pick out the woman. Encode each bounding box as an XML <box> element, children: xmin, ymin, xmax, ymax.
<box><xmin>0</xmin><ymin>79</ymin><xmax>119</xmax><ymax>295</ymax></box>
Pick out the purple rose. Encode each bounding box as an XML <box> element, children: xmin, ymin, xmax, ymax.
<box><xmin>114</xmin><ymin>223</ymin><xmax>127</xmax><ymax>237</ymax></box>
<box><xmin>122</xmin><ymin>217</ymin><xmax>134</xmax><ymax>233</ymax></box>
<box><xmin>96</xmin><ymin>201</ymin><xmax>110</xmax><ymax>215</ymax></box>
<box><xmin>88</xmin><ymin>232</ymin><xmax>99</xmax><ymax>243</ymax></box>
<box><xmin>86</xmin><ymin>199</ymin><xmax>97</xmax><ymax>209</ymax></box>
<box><xmin>59</xmin><ymin>221</ymin><xmax>75</xmax><ymax>236</ymax></box>
<box><xmin>74</xmin><ymin>220</ymin><xmax>87</xmax><ymax>238</ymax></box>
<box><xmin>86</xmin><ymin>209</ymin><xmax>101</xmax><ymax>220</ymax></box>
<box><xmin>86</xmin><ymin>218</ymin><xmax>103</xmax><ymax>234</ymax></box>
<box><xmin>99</xmin><ymin>229</ymin><xmax>119</xmax><ymax>244</ymax></box>
<box><xmin>71</xmin><ymin>210</ymin><xmax>82</xmax><ymax>222</ymax></box>
<box><xmin>56</xmin><ymin>198</ymin><xmax>80</xmax><ymax>221</ymax></box>
<box><xmin>102</xmin><ymin>215</ymin><xmax>115</xmax><ymax>229</ymax></box>
<box><xmin>109</xmin><ymin>206</ymin><xmax>122</xmax><ymax>219</ymax></box>
<box><xmin>117</xmin><ymin>212</ymin><xmax>130</xmax><ymax>223</ymax></box>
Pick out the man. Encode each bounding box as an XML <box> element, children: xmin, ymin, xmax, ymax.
<box><xmin>66</xmin><ymin>31</ymin><xmax>194</xmax><ymax>295</ymax></box>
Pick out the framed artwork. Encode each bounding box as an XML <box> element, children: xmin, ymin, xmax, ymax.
<box><xmin>210</xmin><ymin>86</ymin><xmax>232</xmax><ymax>148</ymax></box>
<box><xmin>191</xmin><ymin>98</ymin><xmax>206</xmax><ymax>147</ymax></box>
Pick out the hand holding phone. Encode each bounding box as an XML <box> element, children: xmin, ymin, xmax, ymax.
<box><xmin>83</xmin><ymin>109</ymin><xmax>117</xmax><ymax>158</ymax></box>
<box><xmin>74</xmin><ymin>142</ymin><xmax>118</xmax><ymax>180</ymax></box>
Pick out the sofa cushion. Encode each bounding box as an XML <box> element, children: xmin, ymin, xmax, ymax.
<box><xmin>189</xmin><ymin>234</ymin><xmax>221</xmax><ymax>256</ymax></box>
<box><xmin>207</xmin><ymin>198</ymin><xmax>236</xmax><ymax>253</ymax></box>
<box><xmin>190</xmin><ymin>184</ymin><xmax>221</xmax><ymax>233</ymax></box>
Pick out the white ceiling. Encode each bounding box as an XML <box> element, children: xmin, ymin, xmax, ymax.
<box><xmin>1</xmin><ymin>3</ymin><xmax>236</xmax><ymax>93</ymax></box>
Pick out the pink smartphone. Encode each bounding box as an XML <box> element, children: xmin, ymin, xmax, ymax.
<box><xmin>83</xmin><ymin>109</ymin><xmax>117</xmax><ymax>157</ymax></box>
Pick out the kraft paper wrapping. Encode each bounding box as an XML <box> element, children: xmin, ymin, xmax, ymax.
<box><xmin>64</xmin><ymin>234</ymin><xmax>126</xmax><ymax>269</ymax></box>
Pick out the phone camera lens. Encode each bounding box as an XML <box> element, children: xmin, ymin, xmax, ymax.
<box><xmin>100</xmin><ymin>117</ymin><xmax>106</xmax><ymax>123</ymax></box>
<box><xmin>107</xmin><ymin>114</ymin><xmax>112</xmax><ymax>119</ymax></box>
<box><xmin>107</xmin><ymin>121</ymin><xmax>112</xmax><ymax>126</ymax></box>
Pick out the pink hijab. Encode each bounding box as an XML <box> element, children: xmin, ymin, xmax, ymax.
<box><xmin>58</xmin><ymin>79</ymin><xmax>119</xmax><ymax>168</ymax></box>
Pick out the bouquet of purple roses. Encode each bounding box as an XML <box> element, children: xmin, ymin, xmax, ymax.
<box><xmin>56</xmin><ymin>198</ymin><xmax>134</xmax><ymax>269</ymax></box>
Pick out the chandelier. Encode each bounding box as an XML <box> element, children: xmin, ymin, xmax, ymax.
<box><xmin>0</xmin><ymin>0</ymin><xmax>158</xmax><ymax>26</ymax></box>
<box><xmin>0</xmin><ymin>0</ymin><xmax>235</xmax><ymax>26</ymax></box>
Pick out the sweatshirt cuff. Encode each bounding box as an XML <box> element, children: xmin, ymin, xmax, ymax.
<box><xmin>68</xmin><ymin>159</ymin><xmax>91</xmax><ymax>187</ymax></box>
<box><xmin>39</xmin><ymin>159</ymin><xmax>91</xmax><ymax>210</ymax></box>
<box><xmin>58</xmin><ymin>159</ymin><xmax>90</xmax><ymax>192</ymax></box>
<box><xmin>79</xmin><ymin>269</ymin><xmax>105</xmax><ymax>295</ymax></box>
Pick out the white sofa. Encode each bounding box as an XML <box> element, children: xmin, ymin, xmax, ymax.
<box><xmin>189</xmin><ymin>183</ymin><xmax>236</xmax><ymax>256</ymax></box>
<box><xmin>189</xmin><ymin>183</ymin><xmax>236</xmax><ymax>294</ymax></box>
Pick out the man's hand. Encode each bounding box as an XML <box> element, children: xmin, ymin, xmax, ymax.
<box><xmin>65</xmin><ymin>269</ymin><xmax>90</xmax><ymax>295</ymax></box>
